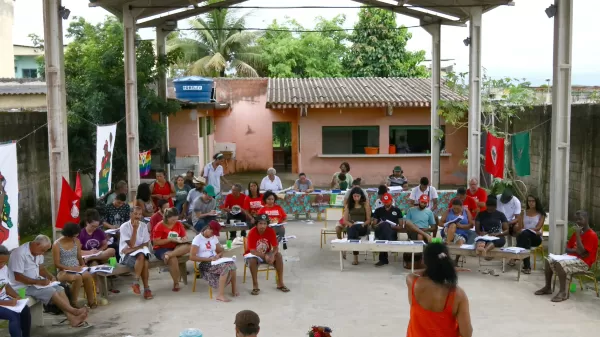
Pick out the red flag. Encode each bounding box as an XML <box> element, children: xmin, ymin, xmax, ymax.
<box><xmin>56</xmin><ymin>178</ymin><xmax>81</xmax><ymax>229</ymax></box>
<box><xmin>485</xmin><ymin>133</ymin><xmax>505</xmax><ymax>178</ymax></box>
<box><xmin>75</xmin><ymin>172</ymin><xmax>82</xmax><ymax>198</ymax></box>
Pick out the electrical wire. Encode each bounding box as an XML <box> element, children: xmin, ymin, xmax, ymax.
<box><xmin>166</xmin><ymin>22</ymin><xmax>431</xmax><ymax>33</ymax></box>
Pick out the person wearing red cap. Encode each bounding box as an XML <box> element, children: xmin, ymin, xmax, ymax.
<box><xmin>235</xmin><ymin>310</ymin><xmax>260</xmax><ymax>336</ymax></box>
<box><xmin>404</xmin><ymin>195</ymin><xmax>437</xmax><ymax>242</ymax></box>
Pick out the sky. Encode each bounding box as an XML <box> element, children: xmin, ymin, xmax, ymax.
<box><xmin>12</xmin><ymin>0</ymin><xmax>600</xmax><ymax>85</ymax></box>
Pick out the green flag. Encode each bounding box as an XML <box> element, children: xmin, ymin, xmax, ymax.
<box><xmin>512</xmin><ymin>132</ymin><xmax>531</xmax><ymax>176</ymax></box>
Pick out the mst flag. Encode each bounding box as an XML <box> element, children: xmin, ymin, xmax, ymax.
<box><xmin>56</xmin><ymin>178</ymin><xmax>81</xmax><ymax>229</ymax></box>
<box><xmin>512</xmin><ymin>131</ymin><xmax>531</xmax><ymax>176</ymax></box>
<box><xmin>485</xmin><ymin>133</ymin><xmax>505</xmax><ymax>179</ymax></box>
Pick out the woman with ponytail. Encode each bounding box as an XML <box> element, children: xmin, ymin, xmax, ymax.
<box><xmin>406</xmin><ymin>243</ymin><xmax>472</xmax><ymax>337</ymax></box>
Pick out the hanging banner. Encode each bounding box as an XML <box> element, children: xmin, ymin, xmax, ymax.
<box><xmin>512</xmin><ymin>131</ymin><xmax>531</xmax><ymax>176</ymax></box>
<box><xmin>96</xmin><ymin>124</ymin><xmax>117</xmax><ymax>198</ymax></box>
<box><xmin>485</xmin><ymin>132</ymin><xmax>505</xmax><ymax>179</ymax></box>
<box><xmin>139</xmin><ymin>151</ymin><xmax>151</xmax><ymax>177</ymax></box>
<box><xmin>56</xmin><ymin>178</ymin><xmax>81</xmax><ymax>229</ymax></box>
<box><xmin>0</xmin><ymin>143</ymin><xmax>19</xmax><ymax>250</ymax></box>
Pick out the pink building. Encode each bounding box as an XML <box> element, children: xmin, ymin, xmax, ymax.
<box><xmin>168</xmin><ymin>78</ymin><xmax>467</xmax><ymax>186</ymax></box>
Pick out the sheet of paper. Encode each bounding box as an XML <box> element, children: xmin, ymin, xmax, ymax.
<box><xmin>548</xmin><ymin>253</ymin><xmax>578</xmax><ymax>261</ymax></box>
<box><xmin>501</xmin><ymin>247</ymin><xmax>527</xmax><ymax>253</ymax></box>
<box><xmin>105</xmin><ymin>228</ymin><xmax>120</xmax><ymax>235</ymax></box>
<box><xmin>0</xmin><ymin>299</ymin><xmax>29</xmax><ymax>313</ymax></box>
<box><xmin>374</xmin><ymin>240</ymin><xmax>388</xmax><ymax>244</ymax></box>
<box><xmin>269</xmin><ymin>222</ymin><xmax>286</xmax><ymax>227</ymax></box>
<box><xmin>211</xmin><ymin>257</ymin><xmax>236</xmax><ymax>266</ymax></box>
<box><xmin>82</xmin><ymin>251</ymin><xmax>103</xmax><ymax>259</ymax></box>
<box><xmin>460</xmin><ymin>244</ymin><xmax>475</xmax><ymax>250</ymax></box>
<box><xmin>129</xmin><ymin>246</ymin><xmax>151</xmax><ymax>256</ymax></box>
<box><xmin>330</xmin><ymin>239</ymin><xmax>347</xmax><ymax>243</ymax></box>
<box><xmin>90</xmin><ymin>266</ymin><xmax>114</xmax><ymax>274</ymax></box>
<box><xmin>475</xmin><ymin>235</ymin><xmax>500</xmax><ymax>242</ymax></box>
<box><xmin>34</xmin><ymin>281</ymin><xmax>60</xmax><ymax>289</ymax></box>
<box><xmin>353</xmin><ymin>221</ymin><xmax>364</xmax><ymax>225</ymax></box>
<box><xmin>443</xmin><ymin>216</ymin><xmax>463</xmax><ymax>227</ymax></box>
<box><xmin>243</xmin><ymin>253</ymin><xmax>264</xmax><ymax>263</ymax></box>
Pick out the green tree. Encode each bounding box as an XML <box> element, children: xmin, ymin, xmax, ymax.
<box><xmin>169</xmin><ymin>8</ymin><xmax>261</xmax><ymax>77</ymax></box>
<box><xmin>64</xmin><ymin>17</ymin><xmax>180</xmax><ymax>181</ymax></box>
<box><xmin>257</xmin><ymin>16</ymin><xmax>348</xmax><ymax>78</ymax></box>
<box><xmin>343</xmin><ymin>7</ymin><xmax>427</xmax><ymax>78</ymax></box>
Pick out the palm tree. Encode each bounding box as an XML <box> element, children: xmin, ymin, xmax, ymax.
<box><xmin>169</xmin><ymin>9</ymin><xmax>261</xmax><ymax>77</ymax></box>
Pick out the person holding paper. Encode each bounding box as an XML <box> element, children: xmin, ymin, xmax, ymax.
<box><xmin>222</xmin><ymin>184</ymin><xmax>253</xmax><ymax>239</ymax></box>
<box><xmin>293</xmin><ymin>173</ymin><xmax>314</xmax><ymax>193</ymax></box>
<box><xmin>152</xmin><ymin>208</ymin><xmax>190</xmax><ymax>292</ymax></box>
<box><xmin>0</xmin><ymin>245</ymin><xmax>31</xmax><ymax>337</ymax></box>
<box><xmin>52</xmin><ymin>223</ymin><xmax>97</xmax><ymax>309</ymax></box>
<box><xmin>496</xmin><ymin>189</ymin><xmax>522</xmax><ymax>246</ymax></box>
<box><xmin>244</xmin><ymin>181</ymin><xmax>263</xmax><ymax>217</ymax></box>
<box><xmin>119</xmin><ymin>207</ymin><xmax>153</xmax><ymax>300</ymax></box>
<box><xmin>190</xmin><ymin>225</ymin><xmax>238</xmax><ymax>302</ymax></box>
<box><xmin>474</xmin><ymin>198</ymin><xmax>509</xmax><ymax>261</ymax></box>
<box><xmin>404</xmin><ymin>195</ymin><xmax>436</xmax><ymax>242</ymax></box>
<box><xmin>515</xmin><ymin>195</ymin><xmax>546</xmax><ymax>274</ymax></box>
<box><xmin>192</xmin><ymin>185</ymin><xmax>218</xmax><ymax>233</ymax></box>
<box><xmin>79</xmin><ymin>208</ymin><xmax>116</xmax><ymax>265</ymax></box>
<box><xmin>9</xmin><ymin>235</ymin><xmax>88</xmax><ymax>328</ymax></box>
<box><xmin>440</xmin><ymin>199</ymin><xmax>474</xmax><ymax>246</ymax></box>
<box><xmin>371</xmin><ymin>193</ymin><xmax>403</xmax><ymax>267</ymax></box>
<box><xmin>535</xmin><ymin>210</ymin><xmax>598</xmax><ymax>302</ymax></box>
<box><xmin>257</xmin><ymin>191</ymin><xmax>287</xmax><ymax>248</ymax></box>
<box><xmin>342</xmin><ymin>187</ymin><xmax>372</xmax><ymax>265</ymax></box>
<box><xmin>447</xmin><ymin>187</ymin><xmax>478</xmax><ymax>218</ymax></box>
<box><xmin>246</xmin><ymin>214</ymin><xmax>289</xmax><ymax>295</ymax></box>
<box><xmin>259</xmin><ymin>168</ymin><xmax>283</xmax><ymax>192</ymax></box>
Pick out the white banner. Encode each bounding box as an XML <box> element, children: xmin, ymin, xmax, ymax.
<box><xmin>96</xmin><ymin>124</ymin><xmax>117</xmax><ymax>198</ymax></box>
<box><xmin>0</xmin><ymin>143</ymin><xmax>19</xmax><ymax>250</ymax></box>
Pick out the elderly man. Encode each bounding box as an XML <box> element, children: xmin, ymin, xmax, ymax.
<box><xmin>119</xmin><ymin>207</ymin><xmax>153</xmax><ymax>299</ymax></box>
<box><xmin>192</xmin><ymin>185</ymin><xmax>218</xmax><ymax>232</ymax></box>
<box><xmin>9</xmin><ymin>235</ymin><xmax>88</xmax><ymax>327</ymax></box>
<box><xmin>235</xmin><ymin>310</ymin><xmax>260</xmax><ymax>336</ymax></box>
<box><xmin>181</xmin><ymin>176</ymin><xmax>205</xmax><ymax>221</ymax></box>
<box><xmin>293</xmin><ymin>173</ymin><xmax>314</xmax><ymax>193</ymax></box>
<box><xmin>535</xmin><ymin>210</ymin><xmax>598</xmax><ymax>302</ymax></box>
<box><xmin>466</xmin><ymin>177</ymin><xmax>487</xmax><ymax>213</ymax></box>
<box><xmin>260</xmin><ymin>168</ymin><xmax>282</xmax><ymax>192</ymax></box>
<box><xmin>222</xmin><ymin>183</ymin><xmax>253</xmax><ymax>239</ymax></box>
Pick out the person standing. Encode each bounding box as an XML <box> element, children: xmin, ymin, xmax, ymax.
<box><xmin>406</xmin><ymin>243</ymin><xmax>473</xmax><ymax>337</ymax></box>
<box><xmin>150</xmin><ymin>169</ymin><xmax>175</xmax><ymax>209</ymax></box>
<box><xmin>235</xmin><ymin>310</ymin><xmax>260</xmax><ymax>336</ymax></box>
<box><xmin>204</xmin><ymin>153</ymin><xmax>230</xmax><ymax>193</ymax></box>
<box><xmin>330</xmin><ymin>162</ymin><xmax>353</xmax><ymax>189</ymax></box>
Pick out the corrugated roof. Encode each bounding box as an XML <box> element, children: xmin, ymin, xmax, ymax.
<box><xmin>266</xmin><ymin>77</ymin><xmax>465</xmax><ymax>108</ymax></box>
<box><xmin>0</xmin><ymin>81</ymin><xmax>47</xmax><ymax>96</ymax></box>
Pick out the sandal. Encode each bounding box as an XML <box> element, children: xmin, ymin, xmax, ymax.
<box><xmin>522</xmin><ymin>268</ymin><xmax>531</xmax><ymax>275</ymax></box>
<box><xmin>172</xmin><ymin>284</ymin><xmax>181</xmax><ymax>292</ymax></box>
<box><xmin>489</xmin><ymin>269</ymin><xmax>499</xmax><ymax>277</ymax></box>
<box><xmin>480</xmin><ymin>269</ymin><xmax>490</xmax><ymax>275</ymax></box>
<box><xmin>277</xmin><ymin>286</ymin><xmax>290</xmax><ymax>293</ymax></box>
<box><xmin>351</xmin><ymin>260</ymin><xmax>359</xmax><ymax>266</ymax></box>
<box><xmin>251</xmin><ymin>288</ymin><xmax>260</xmax><ymax>296</ymax></box>
<box><xmin>72</xmin><ymin>321</ymin><xmax>92</xmax><ymax>329</ymax></box>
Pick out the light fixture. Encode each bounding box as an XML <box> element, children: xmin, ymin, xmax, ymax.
<box><xmin>463</xmin><ymin>37</ymin><xmax>471</xmax><ymax>46</ymax></box>
<box><xmin>386</xmin><ymin>105</ymin><xmax>393</xmax><ymax>116</ymax></box>
<box><xmin>545</xmin><ymin>4</ymin><xmax>557</xmax><ymax>18</ymax></box>
<box><xmin>58</xmin><ymin>6</ymin><xmax>70</xmax><ymax>20</ymax></box>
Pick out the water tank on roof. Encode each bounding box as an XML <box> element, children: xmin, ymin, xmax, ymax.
<box><xmin>173</xmin><ymin>76</ymin><xmax>213</xmax><ymax>102</ymax></box>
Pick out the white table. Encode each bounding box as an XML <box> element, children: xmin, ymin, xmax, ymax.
<box><xmin>330</xmin><ymin>241</ymin><xmax>425</xmax><ymax>272</ymax></box>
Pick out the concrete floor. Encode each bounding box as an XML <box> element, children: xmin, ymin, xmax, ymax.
<box><xmin>13</xmin><ymin>220</ymin><xmax>600</xmax><ymax>337</ymax></box>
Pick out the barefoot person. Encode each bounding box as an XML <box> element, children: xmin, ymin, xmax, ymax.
<box><xmin>245</xmin><ymin>214</ymin><xmax>289</xmax><ymax>295</ymax></box>
<box><xmin>0</xmin><ymin>245</ymin><xmax>32</xmax><ymax>337</ymax></box>
<box><xmin>119</xmin><ymin>207</ymin><xmax>153</xmax><ymax>299</ymax></box>
<box><xmin>440</xmin><ymin>199</ymin><xmax>473</xmax><ymax>246</ymax></box>
<box><xmin>151</xmin><ymin>208</ymin><xmax>191</xmax><ymax>292</ymax></box>
<box><xmin>474</xmin><ymin>198</ymin><xmax>508</xmax><ymax>260</ymax></box>
<box><xmin>190</xmin><ymin>225</ymin><xmax>238</xmax><ymax>302</ymax></box>
<box><xmin>406</xmin><ymin>243</ymin><xmax>473</xmax><ymax>337</ymax></box>
<box><xmin>535</xmin><ymin>210</ymin><xmax>598</xmax><ymax>302</ymax></box>
<box><xmin>9</xmin><ymin>236</ymin><xmax>88</xmax><ymax>328</ymax></box>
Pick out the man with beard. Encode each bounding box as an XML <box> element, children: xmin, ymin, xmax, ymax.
<box><xmin>404</xmin><ymin>195</ymin><xmax>436</xmax><ymax>243</ymax></box>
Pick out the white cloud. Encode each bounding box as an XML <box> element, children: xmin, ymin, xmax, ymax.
<box><xmin>12</xmin><ymin>0</ymin><xmax>600</xmax><ymax>85</ymax></box>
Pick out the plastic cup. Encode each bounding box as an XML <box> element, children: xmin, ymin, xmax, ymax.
<box><xmin>570</xmin><ymin>283</ymin><xmax>577</xmax><ymax>293</ymax></box>
<box><xmin>226</xmin><ymin>240</ymin><xmax>232</xmax><ymax>249</ymax></box>
<box><xmin>108</xmin><ymin>257</ymin><xmax>117</xmax><ymax>267</ymax></box>
<box><xmin>17</xmin><ymin>288</ymin><xmax>26</xmax><ymax>299</ymax></box>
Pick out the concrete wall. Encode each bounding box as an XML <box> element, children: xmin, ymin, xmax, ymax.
<box><xmin>14</xmin><ymin>56</ymin><xmax>40</xmax><ymax>79</ymax></box>
<box><xmin>512</xmin><ymin>104</ymin><xmax>600</xmax><ymax>225</ymax></box>
<box><xmin>0</xmin><ymin>94</ymin><xmax>46</xmax><ymax>110</ymax></box>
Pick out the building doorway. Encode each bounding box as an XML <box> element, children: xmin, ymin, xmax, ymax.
<box><xmin>273</xmin><ymin>122</ymin><xmax>292</xmax><ymax>173</ymax></box>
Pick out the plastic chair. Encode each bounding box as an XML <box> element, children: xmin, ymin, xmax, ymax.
<box><xmin>242</xmin><ymin>237</ymin><xmax>275</xmax><ymax>283</ymax></box>
<box><xmin>552</xmin><ymin>250</ymin><xmax>600</xmax><ymax>298</ymax></box>
<box><xmin>192</xmin><ymin>262</ymin><xmax>214</xmax><ymax>298</ymax></box>
<box><xmin>532</xmin><ymin>243</ymin><xmax>545</xmax><ymax>270</ymax></box>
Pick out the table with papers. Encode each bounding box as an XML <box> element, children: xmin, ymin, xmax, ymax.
<box><xmin>330</xmin><ymin>239</ymin><xmax>425</xmax><ymax>272</ymax></box>
<box><xmin>447</xmin><ymin>245</ymin><xmax>531</xmax><ymax>281</ymax></box>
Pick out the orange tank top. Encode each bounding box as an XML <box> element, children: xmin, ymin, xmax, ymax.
<box><xmin>406</xmin><ymin>277</ymin><xmax>460</xmax><ymax>337</ymax></box>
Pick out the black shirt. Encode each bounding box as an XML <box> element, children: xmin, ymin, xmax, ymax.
<box><xmin>373</xmin><ymin>206</ymin><xmax>403</xmax><ymax>225</ymax></box>
<box><xmin>475</xmin><ymin>210</ymin><xmax>508</xmax><ymax>234</ymax></box>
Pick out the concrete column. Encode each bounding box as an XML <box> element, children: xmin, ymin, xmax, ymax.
<box><xmin>43</xmin><ymin>0</ymin><xmax>70</xmax><ymax>241</ymax></box>
<box><xmin>549</xmin><ymin>0</ymin><xmax>573</xmax><ymax>254</ymax></box>
<box><xmin>156</xmin><ymin>25</ymin><xmax>170</xmax><ymax>178</ymax></box>
<box><xmin>467</xmin><ymin>7</ymin><xmax>483</xmax><ymax>183</ymax></box>
<box><xmin>423</xmin><ymin>22</ymin><xmax>441</xmax><ymax>188</ymax></box>
<box><xmin>123</xmin><ymin>6</ymin><xmax>140</xmax><ymax>201</ymax></box>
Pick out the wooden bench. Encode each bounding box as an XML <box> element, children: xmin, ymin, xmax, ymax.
<box><xmin>447</xmin><ymin>246</ymin><xmax>531</xmax><ymax>281</ymax></box>
<box><xmin>96</xmin><ymin>255</ymin><xmax>189</xmax><ymax>299</ymax></box>
<box><xmin>26</xmin><ymin>296</ymin><xmax>44</xmax><ymax>327</ymax></box>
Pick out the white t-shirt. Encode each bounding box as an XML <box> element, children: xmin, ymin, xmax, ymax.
<box><xmin>496</xmin><ymin>195</ymin><xmax>522</xmax><ymax>222</ymax></box>
<box><xmin>192</xmin><ymin>234</ymin><xmax>219</xmax><ymax>258</ymax></box>
<box><xmin>260</xmin><ymin>176</ymin><xmax>282</xmax><ymax>192</ymax></box>
<box><xmin>119</xmin><ymin>221</ymin><xmax>151</xmax><ymax>255</ymax></box>
<box><xmin>0</xmin><ymin>267</ymin><xmax>10</xmax><ymax>300</ymax></box>
<box><xmin>409</xmin><ymin>186</ymin><xmax>439</xmax><ymax>209</ymax></box>
<box><xmin>203</xmin><ymin>163</ymin><xmax>223</xmax><ymax>193</ymax></box>
<box><xmin>8</xmin><ymin>243</ymin><xmax>44</xmax><ymax>287</ymax></box>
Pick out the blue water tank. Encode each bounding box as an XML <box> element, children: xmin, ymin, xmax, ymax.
<box><xmin>173</xmin><ymin>76</ymin><xmax>214</xmax><ymax>102</ymax></box>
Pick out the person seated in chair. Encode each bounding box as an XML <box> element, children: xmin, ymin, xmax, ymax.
<box><xmin>440</xmin><ymin>199</ymin><xmax>474</xmax><ymax>246</ymax></box>
<box><xmin>293</xmin><ymin>173</ymin><xmax>314</xmax><ymax>193</ymax></box>
<box><xmin>474</xmin><ymin>197</ymin><xmax>508</xmax><ymax>258</ymax></box>
<box><xmin>152</xmin><ymin>208</ymin><xmax>191</xmax><ymax>292</ymax></box>
<box><xmin>535</xmin><ymin>210</ymin><xmax>598</xmax><ymax>302</ymax></box>
<box><xmin>222</xmin><ymin>184</ymin><xmax>253</xmax><ymax>239</ymax></box>
<box><xmin>245</xmin><ymin>214</ymin><xmax>289</xmax><ymax>296</ymax></box>
<box><xmin>192</xmin><ymin>185</ymin><xmax>218</xmax><ymax>233</ymax></box>
<box><xmin>404</xmin><ymin>195</ymin><xmax>437</xmax><ymax>243</ymax></box>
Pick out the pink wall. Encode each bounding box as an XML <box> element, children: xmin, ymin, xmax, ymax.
<box><xmin>169</xmin><ymin>109</ymin><xmax>199</xmax><ymax>156</ymax></box>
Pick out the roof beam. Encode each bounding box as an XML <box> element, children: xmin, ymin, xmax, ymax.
<box><xmin>137</xmin><ymin>0</ymin><xmax>249</xmax><ymax>28</ymax></box>
<box><xmin>351</xmin><ymin>0</ymin><xmax>467</xmax><ymax>26</ymax></box>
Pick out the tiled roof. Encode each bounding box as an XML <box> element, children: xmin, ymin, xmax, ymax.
<box><xmin>0</xmin><ymin>80</ymin><xmax>47</xmax><ymax>96</ymax></box>
<box><xmin>266</xmin><ymin>77</ymin><xmax>465</xmax><ymax>108</ymax></box>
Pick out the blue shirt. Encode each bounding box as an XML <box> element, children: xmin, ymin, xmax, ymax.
<box><xmin>405</xmin><ymin>207</ymin><xmax>436</xmax><ymax>229</ymax></box>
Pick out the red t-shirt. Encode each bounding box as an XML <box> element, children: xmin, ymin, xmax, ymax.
<box><xmin>258</xmin><ymin>204</ymin><xmax>287</xmax><ymax>224</ymax></box>
<box><xmin>244</xmin><ymin>195</ymin><xmax>264</xmax><ymax>215</ymax></box>
<box><xmin>149</xmin><ymin>212</ymin><xmax>163</xmax><ymax>233</ymax></box>
<box><xmin>466</xmin><ymin>188</ymin><xmax>488</xmax><ymax>212</ymax></box>
<box><xmin>152</xmin><ymin>181</ymin><xmax>174</xmax><ymax>209</ymax></box>
<box><xmin>222</xmin><ymin>193</ymin><xmax>248</xmax><ymax>210</ymax></box>
<box><xmin>152</xmin><ymin>221</ymin><xmax>187</xmax><ymax>250</ymax></box>
<box><xmin>447</xmin><ymin>195</ymin><xmax>478</xmax><ymax>218</ymax></box>
<box><xmin>567</xmin><ymin>229</ymin><xmax>599</xmax><ymax>267</ymax></box>
<box><xmin>245</xmin><ymin>226</ymin><xmax>278</xmax><ymax>255</ymax></box>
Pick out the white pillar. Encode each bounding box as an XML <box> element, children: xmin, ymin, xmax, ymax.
<box><xmin>467</xmin><ymin>7</ymin><xmax>483</xmax><ymax>183</ymax></box>
<box><xmin>43</xmin><ymin>0</ymin><xmax>70</xmax><ymax>241</ymax></box>
<box><xmin>423</xmin><ymin>22</ymin><xmax>441</xmax><ymax>188</ymax></box>
<box><xmin>123</xmin><ymin>6</ymin><xmax>140</xmax><ymax>201</ymax></box>
<box><xmin>549</xmin><ymin>0</ymin><xmax>573</xmax><ymax>254</ymax></box>
<box><xmin>156</xmin><ymin>25</ymin><xmax>171</xmax><ymax>179</ymax></box>
<box><xmin>0</xmin><ymin>0</ymin><xmax>15</xmax><ymax>77</ymax></box>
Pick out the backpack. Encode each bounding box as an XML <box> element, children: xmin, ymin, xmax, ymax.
<box><xmin>43</xmin><ymin>282</ymin><xmax>72</xmax><ymax>315</ymax></box>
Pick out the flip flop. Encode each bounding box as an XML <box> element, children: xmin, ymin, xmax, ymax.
<box><xmin>480</xmin><ymin>269</ymin><xmax>490</xmax><ymax>275</ymax></box>
<box><xmin>72</xmin><ymin>321</ymin><xmax>92</xmax><ymax>329</ymax></box>
<box><xmin>109</xmin><ymin>289</ymin><xmax>120</xmax><ymax>294</ymax></box>
<box><xmin>251</xmin><ymin>289</ymin><xmax>260</xmax><ymax>296</ymax></box>
<box><xmin>489</xmin><ymin>269</ymin><xmax>499</xmax><ymax>277</ymax></box>
<box><xmin>277</xmin><ymin>286</ymin><xmax>290</xmax><ymax>293</ymax></box>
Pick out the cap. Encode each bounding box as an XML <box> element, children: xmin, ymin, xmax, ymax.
<box><xmin>235</xmin><ymin>310</ymin><xmax>260</xmax><ymax>329</ymax></box>
<box><xmin>255</xmin><ymin>214</ymin><xmax>270</xmax><ymax>223</ymax></box>
<box><xmin>393</xmin><ymin>166</ymin><xmax>402</xmax><ymax>172</ymax></box>
<box><xmin>215</xmin><ymin>153</ymin><xmax>224</xmax><ymax>159</ymax></box>
<box><xmin>419</xmin><ymin>195</ymin><xmax>430</xmax><ymax>203</ymax></box>
<box><xmin>381</xmin><ymin>193</ymin><xmax>393</xmax><ymax>204</ymax></box>
<box><xmin>193</xmin><ymin>176</ymin><xmax>206</xmax><ymax>184</ymax></box>
<box><xmin>203</xmin><ymin>184</ymin><xmax>217</xmax><ymax>197</ymax></box>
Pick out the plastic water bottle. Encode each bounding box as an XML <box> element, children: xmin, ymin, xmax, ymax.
<box><xmin>180</xmin><ymin>329</ymin><xmax>203</xmax><ymax>337</ymax></box>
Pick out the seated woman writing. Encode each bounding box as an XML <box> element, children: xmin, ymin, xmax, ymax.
<box><xmin>440</xmin><ymin>199</ymin><xmax>474</xmax><ymax>246</ymax></box>
<box><xmin>79</xmin><ymin>208</ymin><xmax>116</xmax><ymax>265</ymax></box>
<box><xmin>515</xmin><ymin>195</ymin><xmax>545</xmax><ymax>274</ymax></box>
<box><xmin>245</xmin><ymin>214</ymin><xmax>289</xmax><ymax>295</ymax></box>
<box><xmin>342</xmin><ymin>187</ymin><xmax>372</xmax><ymax>265</ymax></box>
<box><xmin>151</xmin><ymin>208</ymin><xmax>191</xmax><ymax>292</ymax></box>
<box><xmin>52</xmin><ymin>223</ymin><xmax>97</xmax><ymax>309</ymax></box>
<box><xmin>190</xmin><ymin>225</ymin><xmax>238</xmax><ymax>302</ymax></box>
<box><xmin>257</xmin><ymin>191</ymin><xmax>287</xmax><ymax>249</ymax></box>
<box><xmin>0</xmin><ymin>245</ymin><xmax>32</xmax><ymax>337</ymax></box>
<box><xmin>474</xmin><ymin>198</ymin><xmax>508</xmax><ymax>260</ymax></box>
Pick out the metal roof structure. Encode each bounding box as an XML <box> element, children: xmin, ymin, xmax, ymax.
<box><xmin>266</xmin><ymin>77</ymin><xmax>465</xmax><ymax>108</ymax></box>
<box><xmin>0</xmin><ymin>81</ymin><xmax>47</xmax><ymax>96</ymax></box>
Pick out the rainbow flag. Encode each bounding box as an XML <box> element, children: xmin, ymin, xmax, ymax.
<box><xmin>139</xmin><ymin>151</ymin><xmax>151</xmax><ymax>177</ymax></box>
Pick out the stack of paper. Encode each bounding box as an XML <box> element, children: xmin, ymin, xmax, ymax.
<box><xmin>501</xmin><ymin>247</ymin><xmax>527</xmax><ymax>254</ymax></box>
<box><xmin>443</xmin><ymin>216</ymin><xmax>463</xmax><ymax>227</ymax></box>
<box><xmin>460</xmin><ymin>244</ymin><xmax>475</xmax><ymax>250</ymax></box>
<box><xmin>211</xmin><ymin>256</ymin><xmax>236</xmax><ymax>266</ymax></box>
<box><xmin>475</xmin><ymin>235</ymin><xmax>500</xmax><ymax>242</ymax></box>
<box><xmin>330</xmin><ymin>239</ymin><xmax>348</xmax><ymax>243</ymax></box>
<box><xmin>34</xmin><ymin>281</ymin><xmax>61</xmax><ymax>289</ymax></box>
<box><xmin>243</xmin><ymin>253</ymin><xmax>264</xmax><ymax>263</ymax></box>
<box><xmin>548</xmin><ymin>253</ymin><xmax>578</xmax><ymax>261</ymax></box>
